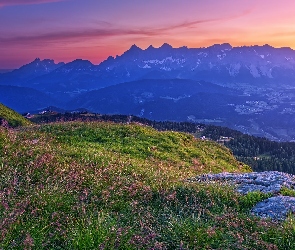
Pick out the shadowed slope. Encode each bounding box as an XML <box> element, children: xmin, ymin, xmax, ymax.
<box><xmin>0</xmin><ymin>103</ymin><xmax>31</xmax><ymax>127</ymax></box>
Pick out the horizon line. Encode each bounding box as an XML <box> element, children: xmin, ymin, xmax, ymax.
<box><xmin>1</xmin><ymin>42</ymin><xmax>295</xmax><ymax>70</ymax></box>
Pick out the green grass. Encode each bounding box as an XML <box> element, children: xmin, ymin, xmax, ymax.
<box><xmin>0</xmin><ymin>121</ymin><xmax>294</xmax><ymax>249</ymax></box>
<box><xmin>0</xmin><ymin>103</ymin><xmax>31</xmax><ymax>127</ymax></box>
<box><xmin>280</xmin><ymin>187</ymin><xmax>295</xmax><ymax>197</ymax></box>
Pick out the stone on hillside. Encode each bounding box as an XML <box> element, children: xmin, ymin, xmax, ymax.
<box><xmin>252</xmin><ymin>196</ymin><xmax>295</xmax><ymax>220</ymax></box>
<box><xmin>189</xmin><ymin>171</ymin><xmax>295</xmax><ymax>220</ymax></box>
<box><xmin>189</xmin><ymin>171</ymin><xmax>295</xmax><ymax>194</ymax></box>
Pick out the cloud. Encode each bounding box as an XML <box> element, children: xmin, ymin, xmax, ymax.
<box><xmin>270</xmin><ymin>30</ymin><xmax>295</xmax><ymax>37</ymax></box>
<box><xmin>0</xmin><ymin>28</ymin><xmax>157</xmax><ymax>46</ymax></box>
<box><xmin>154</xmin><ymin>10</ymin><xmax>253</xmax><ymax>32</ymax></box>
<box><xmin>0</xmin><ymin>0</ymin><xmax>65</xmax><ymax>7</ymax></box>
<box><xmin>0</xmin><ymin>23</ymin><xmax>204</xmax><ymax>47</ymax></box>
<box><xmin>0</xmin><ymin>9</ymin><xmax>254</xmax><ymax>47</ymax></box>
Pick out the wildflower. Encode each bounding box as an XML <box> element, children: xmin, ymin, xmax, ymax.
<box><xmin>23</xmin><ymin>233</ymin><xmax>34</xmax><ymax>249</ymax></box>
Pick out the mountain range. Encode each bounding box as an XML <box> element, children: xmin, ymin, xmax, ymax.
<box><xmin>1</xmin><ymin>43</ymin><xmax>295</xmax><ymax>141</ymax></box>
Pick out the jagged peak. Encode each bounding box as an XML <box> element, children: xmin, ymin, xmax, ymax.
<box><xmin>70</xmin><ymin>59</ymin><xmax>93</xmax><ymax>64</ymax></box>
<box><xmin>18</xmin><ymin>58</ymin><xmax>60</xmax><ymax>70</ymax></box>
<box><xmin>262</xmin><ymin>44</ymin><xmax>274</xmax><ymax>49</ymax></box>
<box><xmin>250</xmin><ymin>44</ymin><xmax>274</xmax><ymax>49</ymax></box>
<box><xmin>221</xmin><ymin>43</ymin><xmax>232</xmax><ymax>50</ymax></box>
<box><xmin>129</xmin><ymin>44</ymin><xmax>142</xmax><ymax>51</ymax></box>
<box><xmin>146</xmin><ymin>45</ymin><xmax>155</xmax><ymax>50</ymax></box>
<box><xmin>42</xmin><ymin>59</ymin><xmax>55</xmax><ymax>64</ymax></box>
<box><xmin>73</xmin><ymin>58</ymin><xmax>88</xmax><ymax>62</ymax></box>
<box><xmin>61</xmin><ymin>59</ymin><xmax>94</xmax><ymax>69</ymax></box>
<box><xmin>208</xmin><ymin>43</ymin><xmax>232</xmax><ymax>50</ymax></box>
<box><xmin>120</xmin><ymin>44</ymin><xmax>143</xmax><ymax>58</ymax></box>
<box><xmin>29</xmin><ymin>58</ymin><xmax>60</xmax><ymax>65</ymax></box>
<box><xmin>107</xmin><ymin>56</ymin><xmax>115</xmax><ymax>60</ymax></box>
<box><xmin>279</xmin><ymin>46</ymin><xmax>293</xmax><ymax>52</ymax></box>
<box><xmin>160</xmin><ymin>43</ymin><xmax>173</xmax><ymax>49</ymax></box>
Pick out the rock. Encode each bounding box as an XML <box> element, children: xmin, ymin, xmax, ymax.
<box><xmin>252</xmin><ymin>196</ymin><xmax>295</xmax><ymax>220</ymax></box>
<box><xmin>188</xmin><ymin>171</ymin><xmax>295</xmax><ymax>194</ymax></box>
<box><xmin>188</xmin><ymin>171</ymin><xmax>295</xmax><ymax>220</ymax></box>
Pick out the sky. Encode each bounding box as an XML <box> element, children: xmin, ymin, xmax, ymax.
<box><xmin>1</xmin><ymin>0</ymin><xmax>295</xmax><ymax>69</ymax></box>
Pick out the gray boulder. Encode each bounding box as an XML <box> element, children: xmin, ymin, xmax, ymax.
<box><xmin>189</xmin><ymin>171</ymin><xmax>295</xmax><ymax>220</ymax></box>
<box><xmin>189</xmin><ymin>171</ymin><xmax>295</xmax><ymax>194</ymax></box>
<box><xmin>252</xmin><ymin>196</ymin><xmax>295</xmax><ymax>220</ymax></box>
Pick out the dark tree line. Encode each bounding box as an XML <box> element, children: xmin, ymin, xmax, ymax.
<box><xmin>201</xmin><ymin>125</ymin><xmax>295</xmax><ymax>174</ymax></box>
<box><xmin>30</xmin><ymin>112</ymin><xmax>205</xmax><ymax>133</ymax></box>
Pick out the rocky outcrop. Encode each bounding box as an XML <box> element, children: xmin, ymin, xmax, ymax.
<box><xmin>188</xmin><ymin>171</ymin><xmax>295</xmax><ymax>220</ymax></box>
<box><xmin>252</xmin><ymin>196</ymin><xmax>295</xmax><ymax>220</ymax></box>
<box><xmin>188</xmin><ymin>171</ymin><xmax>295</xmax><ymax>194</ymax></box>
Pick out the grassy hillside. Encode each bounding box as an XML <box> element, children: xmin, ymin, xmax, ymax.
<box><xmin>29</xmin><ymin>112</ymin><xmax>295</xmax><ymax>175</ymax></box>
<box><xmin>1</xmin><ymin>121</ymin><xmax>295</xmax><ymax>249</ymax></box>
<box><xmin>0</xmin><ymin>103</ymin><xmax>31</xmax><ymax>127</ymax></box>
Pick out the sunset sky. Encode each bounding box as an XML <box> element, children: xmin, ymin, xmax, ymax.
<box><xmin>1</xmin><ymin>0</ymin><xmax>295</xmax><ymax>69</ymax></box>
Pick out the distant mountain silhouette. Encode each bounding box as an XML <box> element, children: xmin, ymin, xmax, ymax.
<box><xmin>1</xmin><ymin>43</ymin><xmax>295</xmax><ymax>140</ymax></box>
<box><xmin>1</xmin><ymin>43</ymin><xmax>295</xmax><ymax>95</ymax></box>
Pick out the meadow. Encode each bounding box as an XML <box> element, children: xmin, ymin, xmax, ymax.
<box><xmin>1</xmin><ymin>120</ymin><xmax>295</xmax><ymax>249</ymax></box>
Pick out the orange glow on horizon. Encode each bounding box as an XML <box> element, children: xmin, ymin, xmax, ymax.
<box><xmin>1</xmin><ymin>0</ymin><xmax>295</xmax><ymax>68</ymax></box>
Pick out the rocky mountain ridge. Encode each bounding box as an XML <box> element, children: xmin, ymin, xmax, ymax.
<box><xmin>2</xmin><ymin>43</ymin><xmax>295</xmax><ymax>90</ymax></box>
<box><xmin>1</xmin><ymin>43</ymin><xmax>295</xmax><ymax>140</ymax></box>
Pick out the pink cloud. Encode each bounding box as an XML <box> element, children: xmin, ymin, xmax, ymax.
<box><xmin>0</xmin><ymin>0</ymin><xmax>65</xmax><ymax>7</ymax></box>
<box><xmin>0</xmin><ymin>9</ymin><xmax>253</xmax><ymax>47</ymax></box>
